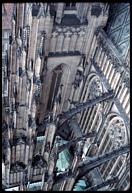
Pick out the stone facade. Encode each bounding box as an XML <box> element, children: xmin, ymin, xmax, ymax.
<box><xmin>2</xmin><ymin>3</ymin><xmax>130</xmax><ymax>191</ymax></box>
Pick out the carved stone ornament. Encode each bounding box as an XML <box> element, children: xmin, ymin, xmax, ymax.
<box><xmin>89</xmin><ymin>77</ymin><xmax>102</xmax><ymax>99</ymax></box>
<box><xmin>108</xmin><ymin>121</ymin><xmax>126</xmax><ymax>149</ymax></box>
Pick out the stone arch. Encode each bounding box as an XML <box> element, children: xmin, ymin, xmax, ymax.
<box><xmin>80</xmin><ymin>72</ymin><xmax>103</xmax><ymax>102</ymax></box>
<box><xmin>98</xmin><ymin>112</ymin><xmax>129</xmax><ymax>163</ymax></box>
<box><xmin>104</xmin><ymin>112</ymin><xmax>128</xmax><ymax>148</ymax></box>
<box><xmin>98</xmin><ymin>112</ymin><xmax>129</xmax><ymax>181</ymax></box>
<box><xmin>86</xmin><ymin>72</ymin><xmax>103</xmax><ymax>98</ymax></box>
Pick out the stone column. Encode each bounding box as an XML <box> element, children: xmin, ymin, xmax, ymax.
<box><xmin>109</xmin><ymin>157</ymin><xmax>120</xmax><ymax>175</ymax></box>
<box><xmin>98</xmin><ymin>48</ymin><xmax>105</xmax><ymax>68</ymax></box>
<box><xmin>120</xmin><ymin>87</ymin><xmax>128</xmax><ymax>104</ymax></box>
<box><xmin>83</xmin><ymin>107</ymin><xmax>93</xmax><ymax>133</ymax></box>
<box><xmin>62</xmin><ymin>31</ymin><xmax>72</xmax><ymax>52</ymax></box>
<box><xmin>113</xmin><ymin>72</ymin><xmax>120</xmax><ymax>90</ymax></box>
<box><xmin>83</xmin><ymin>108</ymin><xmax>92</xmax><ymax>132</ymax></box>
<box><xmin>74</xmin><ymin>79</ymin><xmax>84</xmax><ymax>102</ymax></box>
<box><xmin>18</xmin><ymin>4</ymin><xmax>25</xmax><ymax>29</ymax></box>
<box><xmin>76</xmin><ymin>31</ymin><xmax>85</xmax><ymax>53</ymax></box>
<box><xmin>55</xmin><ymin>3</ymin><xmax>64</xmax><ymax>24</ymax></box>
<box><xmin>12</xmin><ymin>43</ymin><xmax>17</xmax><ymax>74</ymax></box>
<box><xmin>16</xmin><ymin>145</ymin><xmax>20</xmax><ymax>161</ymax></box>
<box><xmin>69</xmin><ymin>33</ymin><xmax>78</xmax><ymax>52</ymax></box>
<box><xmin>125</xmin><ymin>102</ymin><xmax>130</xmax><ymax>115</ymax></box>
<box><xmin>100</xmin><ymin>142</ymin><xmax>112</xmax><ymax>173</ymax></box>
<box><xmin>28</xmin><ymin>17</ymin><xmax>39</xmax><ymax>61</ymax></box>
<box><xmin>24</xmin><ymin>4</ymin><xmax>32</xmax><ymax>27</ymax></box>
<box><xmin>71</xmin><ymin>130</ymin><xmax>75</xmax><ymax>139</ymax></box>
<box><xmin>117</xmin><ymin>83</ymin><xmax>125</xmax><ymax>100</ymax></box>
<box><xmin>97</xmin><ymin>119</ymin><xmax>106</xmax><ymax>143</ymax></box>
<box><xmin>44</xmin><ymin>12</ymin><xmax>54</xmax><ymax>57</ymax></box>
<box><xmin>98</xmin><ymin>123</ymin><xmax>109</xmax><ymax>153</ymax></box>
<box><xmin>56</xmin><ymin>33</ymin><xmax>64</xmax><ymax>52</ymax></box>
<box><xmin>89</xmin><ymin>104</ymin><xmax>100</xmax><ymax>132</ymax></box>
<box><xmin>96</xmin><ymin>46</ymin><xmax>102</xmax><ymax>65</ymax></box>
<box><xmin>43</xmin><ymin>123</ymin><xmax>56</xmax><ymax>162</ymax></box>
<box><xmin>35</xmin><ymin>55</ymin><xmax>41</xmax><ymax>76</ymax></box>
<box><xmin>101</xmin><ymin>53</ymin><xmax>107</xmax><ymax>72</ymax></box>
<box><xmin>111</xmin><ymin>70</ymin><xmax>119</xmax><ymax>89</ymax></box>
<box><xmin>79</xmin><ymin>81</ymin><xmax>87</xmax><ymax>103</ymax></box>
<box><xmin>50</xmin><ymin>32</ymin><xmax>58</xmax><ymax>53</ymax></box>
<box><xmin>27</xmin><ymin>71</ymin><xmax>33</xmax><ymax>110</ymax></box>
<box><xmin>106</xmin><ymin>61</ymin><xmax>112</xmax><ymax>80</ymax></box>
<box><xmin>21</xmin><ymin>49</ymin><xmax>26</xmax><ymax>70</ymax></box>
<box><xmin>108</xmin><ymin>68</ymin><xmax>115</xmax><ymax>85</ymax></box>
<box><xmin>12</xmin><ymin>19</ymin><xmax>16</xmax><ymax>40</ymax></box>
<box><xmin>80</xmin><ymin>108</ymin><xmax>88</xmax><ymax>129</ymax></box>
<box><xmin>20</xmin><ymin>144</ymin><xmax>25</xmax><ymax>162</ymax></box>
<box><xmin>124</xmin><ymin>183</ymin><xmax>130</xmax><ymax>191</ymax></box>
<box><xmin>11</xmin><ymin>146</ymin><xmax>15</xmax><ymax>163</ymax></box>
<box><xmin>87</xmin><ymin>105</ymin><xmax>97</xmax><ymax>131</ymax></box>
<box><xmin>96</xmin><ymin>113</ymin><xmax>102</xmax><ymax>134</ymax></box>
<box><xmin>25</xmin><ymin>145</ymin><xmax>29</xmax><ymax>165</ymax></box>
<box><xmin>63</xmin><ymin>157</ymin><xmax>79</xmax><ymax>190</ymax></box>
<box><xmin>21</xmin><ymin>75</ymin><xmax>27</xmax><ymax>105</ymax></box>
<box><xmin>103</xmin><ymin>59</ymin><xmax>109</xmax><ymax>76</ymax></box>
<box><xmin>114</xmin><ymin>73</ymin><xmax>121</xmax><ymax>94</ymax></box>
<box><xmin>5</xmin><ymin>165</ymin><xmax>10</xmax><ymax>186</ymax></box>
<box><xmin>88</xmin><ymin>34</ymin><xmax>97</xmax><ymax>59</ymax></box>
<box><xmin>68</xmin><ymin>85</ymin><xmax>75</xmax><ymax>109</ymax></box>
<box><xmin>59</xmin><ymin>178</ymin><xmax>68</xmax><ymax>190</ymax></box>
<box><xmin>83</xmin><ymin>16</ymin><xmax>98</xmax><ymax>58</ymax></box>
<box><xmin>123</xmin><ymin>92</ymin><xmax>129</xmax><ymax>109</ymax></box>
<box><xmin>81</xmin><ymin>81</ymin><xmax>89</xmax><ymax>102</ymax></box>
<box><xmin>64</xmin><ymin>177</ymin><xmax>76</xmax><ymax>190</ymax></box>
<box><xmin>83</xmin><ymin>111</ymin><xmax>90</xmax><ymax>133</ymax></box>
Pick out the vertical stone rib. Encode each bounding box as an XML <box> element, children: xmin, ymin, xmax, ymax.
<box><xmin>18</xmin><ymin>4</ymin><xmax>24</xmax><ymax>29</ymax></box>
<box><xmin>88</xmin><ymin>35</ymin><xmax>97</xmax><ymax>60</ymax></box>
<box><xmin>101</xmin><ymin>53</ymin><xmax>107</xmax><ymax>72</ymax></box>
<box><xmin>120</xmin><ymin>87</ymin><xmax>127</xmax><ymax>104</ymax></box>
<box><xmin>28</xmin><ymin>18</ymin><xmax>39</xmax><ymax>61</ymax></box>
<box><xmin>108</xmin><ymin>68</ymin><xmax>115</xmax><ymax>84</ymax></box>
<box><xmin>106</xmin><ymin>61</ymin><xmax>111</xmax><ymax>80</ymax></box>
<box><xmin>69</xmin><ymin>33</ymin><xmax>77</xmax><ymax>52</ymax></box>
